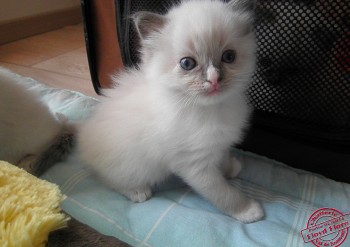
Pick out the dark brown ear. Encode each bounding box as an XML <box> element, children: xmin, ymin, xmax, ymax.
<box><xmin>228</xmin><ymin>0</ymin><xmax>256</xmax><ymax>35</ymax></box>
<box><xmin>228</xmin><ymin>0</ymin><xmax>256</xmax><ymax>13</ymax></box>
<box><xmin>132</xmin><ymin>11</ymin><xmax>167</xmax><ymax>40</ymax></box>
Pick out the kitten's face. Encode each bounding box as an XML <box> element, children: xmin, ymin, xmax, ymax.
<box><xmin>137</xmin><ymin>0</ymin><xmax>256</xmax><ymax>105</ymax></box>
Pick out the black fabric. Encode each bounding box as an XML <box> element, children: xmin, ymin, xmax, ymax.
<box><xmin>92</xmin><ymin>0</ymin><xmax>350</xmax><ymax>181</ymax></box>
<box><xmin>81</xmin><ymin>0</ymin><xmax>101</xmax><ymax>93</ymax></box>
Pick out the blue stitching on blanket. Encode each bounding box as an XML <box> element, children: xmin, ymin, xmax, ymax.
<box><xmin>66</xmin><ymin>197</ymin><xmax>146</xmax><ymax>245</ymax></box>
<box><xmin>295</xmin><ymin>176</ymin><xmax>317</xmax><ymax>247</ymax></box>
<box><xmin>285</xmin><ymin>175</ymin><xmax>310</xmax><ymax>247</ymax></box>
<box><xmin>231</xmin><ymin>180</ymin><xmax>304</xmax><ymax>209</ymax></box>
<box><xmin>139</xmin><ymin>189</ymin><xmax>192</xmax><ymax>247</ymax></box>
<box><xmin>285</xmin><ymin>175</ymin><xmax>317</xmax><ymax>247</ymax></box>
<box><xmin>60</xmin><ymin>170</ymin><xmax>90</xmax><ymax>194</ymax></box>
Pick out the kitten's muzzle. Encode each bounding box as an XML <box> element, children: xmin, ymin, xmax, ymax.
<box><xmin>205</xmin><ymin>80</ymin><xmax>221</xmax><ymax>95</ymax></box>
<box><xmin>206</xmin><ymin>65</ymin><xmax>222</xmax><ymax>95</ymax></box>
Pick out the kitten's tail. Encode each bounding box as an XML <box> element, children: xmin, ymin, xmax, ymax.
<box><xmin>31</xmin><ymin>116</ymin><xmax>76</xmax><ymax>176</ymax></box>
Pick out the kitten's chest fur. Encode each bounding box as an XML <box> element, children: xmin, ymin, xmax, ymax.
<box><xmin>152</xmin><ymin>93</ymin><xmax>248</xmax><ymax>156</ymax></box>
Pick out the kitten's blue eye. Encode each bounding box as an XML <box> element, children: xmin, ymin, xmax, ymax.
<box><xmin>221</xmin><ymin>50</ymin><xmax>236</xmax><ymax>63</ymax></box>
<box><xmin>180</xmin><ymin>57</ymin><xmax>197</xmax><ymax>70</ymax></box>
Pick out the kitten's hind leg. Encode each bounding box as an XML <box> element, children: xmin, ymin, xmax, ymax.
<box><xmin>221</xmin><ymin>152</ymin><xmax>242</xmax><ymax>179</ymax></box>
<box><xmin>121</xmin><ymin>186</ymin><xmax>152</xmax><ymax>203</ymax></box>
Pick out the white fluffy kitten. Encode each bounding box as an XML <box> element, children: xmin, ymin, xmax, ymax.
<box><xmin>78</xmin><ymin>0</ymin><xmax>264</xmax><ymax>223</ymax></box>
<box><xmin>0</xmin><ymin>67</ymin><xmax>74</xmax><ymax>175</ymax></box>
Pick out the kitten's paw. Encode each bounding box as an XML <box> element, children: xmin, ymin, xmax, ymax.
<box><xmin>225</xmin><ymin>157</ymin><xmax>242</xmax><ymax>179</ymax></box>
<box><xmin>231</xmin><ymin>199</ymin><xmax>264</xmax><ymax>223</ymax></box>
<box><xmin>123</xmin><ymin>187</ymin><xmax>152</xmax><ymax>203</ymax></box>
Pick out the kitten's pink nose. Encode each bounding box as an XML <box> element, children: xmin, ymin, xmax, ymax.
<box><xmin>207</xmin><ymin>65</ymin><xmax>220</xmax><ymax>84</ymax></box>
<box><xmin>210</xmin><ymin>81</ymin><xmax>220</xmax><ymax>91</ymax></box>
<box><xmin>207</xmin><ymin>65</ymin><xmax>221</xmax><ymax>94</ymax></box>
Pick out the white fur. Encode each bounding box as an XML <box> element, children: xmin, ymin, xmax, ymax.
<box><xmin>0</xmin><ymin>67</ymin><xmax>62</xmax><ymax>165</ymax></box>
<box><xmin>78</xmin><ymin>0</ymin><xmax>263</xmax><ymax>223</ymax></box>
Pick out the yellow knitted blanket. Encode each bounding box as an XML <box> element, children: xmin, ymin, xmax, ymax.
<box><xmin>0</xmin><ymin>161</ymin><xmax>69</xmax><ymax>247</ymax></box>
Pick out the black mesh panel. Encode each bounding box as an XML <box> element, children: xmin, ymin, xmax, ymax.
<box><xmin>251</xmin><ymin>0</ymin><xmax>350</xmax><ymax>138</ymax></box>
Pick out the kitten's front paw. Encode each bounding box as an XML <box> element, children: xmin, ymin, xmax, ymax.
<box><xmin>123</xmin><ymin>187</ymin><xmax>152</xmax><ymax>203</ymax></box>
<box><xmin>231</xmin><ymin>199</ymin><xmax>264</xmax><ymax>224</ymax></box>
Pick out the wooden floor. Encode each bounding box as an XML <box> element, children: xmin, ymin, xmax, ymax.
<box><xmin>0</xmin><ymin>23</ymin><xmax>96</xmax><ymax>97</ymax></box>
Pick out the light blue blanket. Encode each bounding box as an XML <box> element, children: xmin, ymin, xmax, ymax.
<box><xmin>24</xmin><ymin>77</ymin><xmax>350</xmax><ymax>247</ymax></box>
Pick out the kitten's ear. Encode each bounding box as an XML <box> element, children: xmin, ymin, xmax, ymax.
<box><xmin>132</xmin><ymin>11</ymin><xmax>167</xmax><ymax>40</ymax></box>
<box><xmin>228</xmin><ymin>0</ymin><xmax>256</xmax><ymax>35</ymax></box>
<box><xmin>228</xmin><ymin>0</ymin><xmax>256</xmax><ymax>13</ymax></box>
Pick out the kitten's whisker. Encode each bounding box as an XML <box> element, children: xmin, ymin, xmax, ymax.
<box><xmin>191</xmin><ymin>94</ymin><xmax>199</xmax><ymax>113</ymax></box>
<box><xmin>181</xmin><ymin>89</ymin><xmax>195</xmax><ymax>109</ymax></box>
<box><xmin>168</xmin><ymin>91</ymin><xmax>190</xmax><ymax>106</ymax></box>
<box><xmin>234</xmin><ymin>73</ymin><xmax>253</xmax><ymax>79</ymax></box>
<box><xmin>179</xmin><ymin>94</ymin><xmax>191</xmax><ymax>108</ymax></box>
<box><xmin>171</xmin><ymin>92</ymin><xmax>193</xmax><ymax>116</ymax></box>
<box><xmin>174</xmin><ymin>94</ymin><xmax>188</xmax><ymax>106</ymax></box>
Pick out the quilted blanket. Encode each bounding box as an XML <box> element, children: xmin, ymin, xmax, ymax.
<box><xmin>23</xmin><ymin>75</ymin><xmax>350</xmax><ymax>247</ymax></box>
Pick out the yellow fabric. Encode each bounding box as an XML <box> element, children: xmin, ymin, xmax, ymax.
<box><xmin>0</xmin><ymin>161</ymin><xmax>69</xmax><ymax>247</ymax></box>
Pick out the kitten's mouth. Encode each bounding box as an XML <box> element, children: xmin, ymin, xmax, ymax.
<box><xmin>208</xmin><ymin>87</ymin><xmax>220</xmax><ymax>96</ymax></box>
<box><xmin>205</xmin><ymin>81</ymin><xmax>221</xmax><ymax>96</ymax></box>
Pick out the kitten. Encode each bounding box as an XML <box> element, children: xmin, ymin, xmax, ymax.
<box><xmin>0</xmin><ymin>67</ymin><xmax>74</xmax><ymax>176</ymax></box>
<box><xmin>78</xmin><ymin>0</ymin><xmax>264</xmax><ymax>223</ymax></box>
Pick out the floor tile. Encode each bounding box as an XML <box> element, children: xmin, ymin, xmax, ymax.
<box><xmin>33</xmin><ymin>47</ymin><xmax>90</xmax><ymax>80</ymax></box>
<box><xmin>0</xmin><ymin>24</ymin><xmax>85</xmax><ymax>66</ymax></box>
<box><xmin>0</xmin><ymin>62</ymin><xmax>96</xmax><ymax>97</ymax></box>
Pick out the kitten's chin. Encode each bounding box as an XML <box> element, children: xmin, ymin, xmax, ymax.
<box><xmin>196</xmin><ymin>90</ymin><xmax>232</xmax><ymax>105</ymax></box>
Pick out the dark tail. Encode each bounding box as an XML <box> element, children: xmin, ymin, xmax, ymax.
<box><xmin>32</xmin><ymin>124</ymin><xmax>76</xmax><ymax>176</ymax></box>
